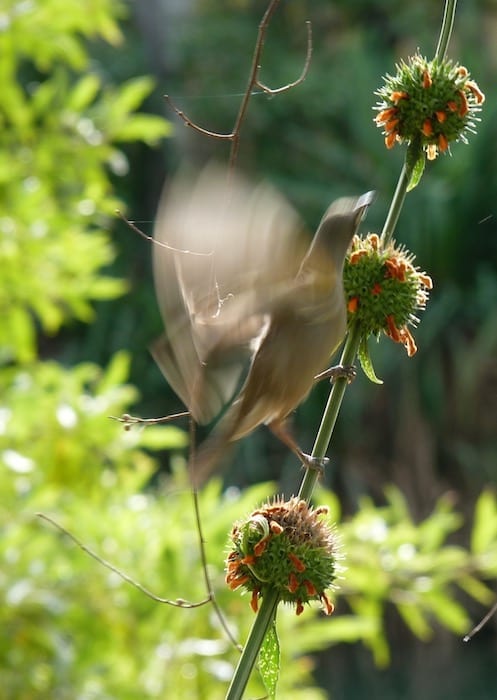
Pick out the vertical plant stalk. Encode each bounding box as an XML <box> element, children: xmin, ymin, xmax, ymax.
<box><xmin>225</xmin><ymin>2</ymin><xmax>458</xmax><ymax>698</ymax></box>
<box><xmin>225</xmin><ymin>589</ymin><xmax>279</xmax><ymax>700</ymax></box>
<box><xmin>298</xmin><ymin>323</ymin><xmax>362</xmax><ymax>502</ymax></box>
<box><xmin>435</xmin><ymin>0</ymin><xmax>457</xmax><ymax>60</ymax></box>
<box><xmin>380</xmin><ymin>164</ymin><xmax>408</xmax><ymax>246</ymax></box>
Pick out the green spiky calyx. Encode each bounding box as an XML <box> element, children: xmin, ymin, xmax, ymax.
<box><xmin>344</xmin><ymin>233</ymin><xmax>432</xmax><ymax>358</ymax></box>
<box><xmin>374</xmin><ymin>53</ymin><xmax>485</xmax><ymax>161</ymax></box>
<box><xmin>226</xmin><ymin>497</ymin><xmax>339</xmax><ymax>616</ymax></box>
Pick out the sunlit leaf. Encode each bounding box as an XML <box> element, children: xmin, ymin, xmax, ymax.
<box><xmin>457</xmin><ymin>575</ymin><xmax>495</xmax><ymax>605</ymax></box>
<box><xmin>259</xmin><ymin>621</ymin><xmax>280</xmax><ymax>700</ymax></box>
<box><xmin>471</xmin><ymin>490</ymin><xmax>497</xmax><ymax>555</ymax></box>
<box><xmin>397</xmin><ymin>603</ymin><xmax>432</xmax><ymax>640</ymax></box>
<box><xmin>423</xmin><ymin>591</ymin><xmax>469</xmax><ymax>632</ymax></box>
<box><xmin>137</xmin><ymin>425</ymin><xmax>189</xmax><ymax>450</ymax></box>
<box><xmin>68</xmin><ymin>74</ymin><xmax>101</xmax><ymax>111</ymax></box>
<box><xmin>112</xmin><ymin>115</ymin><xmax>173</xmax><ymax>143</ymax></box>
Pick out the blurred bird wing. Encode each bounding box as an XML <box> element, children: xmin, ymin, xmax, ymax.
<box><xmin>152</xmin><ymin>164</ymin><xmax>309</xmax><ymax>424</ymax></box>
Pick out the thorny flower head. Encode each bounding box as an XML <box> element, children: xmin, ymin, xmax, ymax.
<box><xmin>344</xmin><ymin>233</ymin><xmax>432</xmax><ymax>365</ymax></box>
<box><xmin>374</xmin><ymin>53</ymin><xmax>484</xmax><ymax>161</ymax></box>
<box><xmin>226</xmin><ymin>497</ymin><xmax>341</xmax><ymax>616</ymax></box>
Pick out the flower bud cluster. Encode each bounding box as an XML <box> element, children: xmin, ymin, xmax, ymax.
<box><xmin>226</xmin><ymin>497</ymin><xmax>339</xmax><ymax>616</ymax></box>
<box><xmin>375</xmin><ymin>53</ymin><xmax>484</xmax><ymax>160</ymax></box>
<box><xmin>344</xmin><ymin>233</ymin><xmax>433</xmax><ymax>356</ymax></box>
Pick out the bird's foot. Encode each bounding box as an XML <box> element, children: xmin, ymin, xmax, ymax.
<box><xmin>301</xmin><ymin>454</ymin><xmax>329</xmax><ymax>473</ymax></box>
<box><xmin>315</xmin><ymin>364</ymin><xmax>356</xmax><ymax>384</ymax></box>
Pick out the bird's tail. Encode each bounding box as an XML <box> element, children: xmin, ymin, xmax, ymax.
<box><xmin>188</xmin><ymin>413</ymin><xmax>238</xmax><ymax>488</ymax></box>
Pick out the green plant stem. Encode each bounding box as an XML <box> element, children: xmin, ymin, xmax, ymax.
<box><xmin>380</xmin><ymin>164</ymin><xmax>408</xmax><ymax>246</ymax></box>
<box><xmin>435</xmin><ymin>0</ymin><xmax>457</xmax><ymax>61</ymax></box>
<box><xmin>225</xmin><ymin>6</ymin><xmax>459</xmax><ymax>697</ymax></box>
<box><xmin>225</xmin><ymin>588</ymin><xmax>279</xmax><ymax>700</ymax></box>
<box><xmin>298</xmin><ymin>323</ymin><xmax>362</xmax><ymax>502</ymax></box>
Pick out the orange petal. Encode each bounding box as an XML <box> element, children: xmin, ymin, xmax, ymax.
<box><xmin>438</xmin><ymin>133</ymin><xmax>449</xmax><ymax>153</ymax></box>
<box><xmin>254</xmin><ymin>537</ymin><xmax>268</xmax><ymax>557</ymax></box>
<box><xmin>250</xmin><ymin>589</ymin><xmax>260</xmax><ymax>613</ymax></box>
<box><xmin>347</xmin><ymin>296</ymin><xmax>359</xmax><ymax>313</ymax></box>
<box><xmin>385</xmin><ymin>258</ymin><xmax>406</xmax><ymax>281</ymax></box>
<box><xmin>287</xmin><ymin>572</ymin><xmax>299</xmax><ymax>594</ymax></box>
<box><xmin>435</xmin><ymin>110</ymin><xmax>447</xmax><ymax>123</ymax></box>
<box><xmin>385</xmin><ymin>314</ymin><xmax>401</xmax><ymax>342</ymax></box>
<box><xmin>321</xmin><ymin>593</ymin><xmax>335</xmax><ymax>616</ymax></box>
<box><xmin>384</xmin><ymin>118</ymin><xmax>399</xmax><ymax>134</ymax></box>
<box><xmin>303</xmin><ymin>579</ymin><xmax>317</xmax><ymax>596</ymax></box>
<box><xmin>422</xmin><ymin>119</ymin><xmax>433</xmax><ymax>136</ymax></box>
<box><xmin>241</xmin><ymin>554</ymin><xmax>256</xmax><ymax>565</ymax></box>
<box><xmin>385</xmin><ymin>132</ymin><xmax>397</xmax><ymax>149</ymax></box>
<box><xmin>228</xmin><ymin>574</ymin><xmax>250</xmax><ymax>590</ymax></box>
<box><xmin>391</xmin><ymin>91</ymin><xmax>408</xmax><ymax>103</ymax></box>
<box><xmin>375</xmin><ymin>107</ymin><xmax>397</xmax><ymax>124</ymax></box>
<box><xmin>399</xmin><ymin>327</ymin><xmax>418</xmax><ymax>357</ymax></box>
<box><xmin>288</xmin><ymin>552</ymin><xmax>306</xmax><ymax>572</ymax></box>
<box><xmin>458</xmin><ymin>89</ymin><xmax>469</xmax><ymax>117</ymax></box>
<box><xmin>422</xmin><ymin>69</ymin><xmax>432</xmax><ymax>89</ymax></box>
<box><xmin>371</xmin><ymin>282</ymin><xmax>382</xmax><ymax>295</ymax></box>
<box><xmin>296</xmin><ymin>600</ymin><xmax>304</xmax><ymax>616</ymax></box>
<box><xmin>465</xmin><ymin>80</ymin><xmax>485</xmax><ymax>104</ymax></box>
<box><xmin>419</xmin><ymin>273</ymin><xmax>433</xmax><ymax>289</ymax></box>
<box><xmin>349</xmin><ymin>250</ymin><xmax>367</xmax><ymax>264</ymax></box>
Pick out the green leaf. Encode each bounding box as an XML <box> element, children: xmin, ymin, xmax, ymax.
<box><xmin>97</xmin><ymin>351</ymin><xmax>131</xmax><ymax>392</ymax></box>
<box><xmin>7</xmin><ymin>307</ymin><xmax>36</xmax><ymax>363</ymax></box>
<box><xmin>294</xmin><ymin>614</ymin><xmax>377</xmax><ymax>649</ymax></box>
<box><xmin>457</xmin><ymin>575</ymin><xmax>495</xmax><ymax>605</ymax></box>
<box><xmin>397</xmin><ymin>603</ymin><xmax>432</xmax><ymax>640</ymax></box>
<box><xmin>68</xmin><ymin>74</ymin><xmax>101</xmax><ymax>111</ymax></box>
<box><xmin>471</xmin><ymin>490</ymin><xmax>497</xmax><ymax>555</ymax></box>
<box><xmin>137</xmin><ymin>425</ymin><xmax>188</xmax><ymax>451</ymax></box>
<box><xmin>358</xmin><ymin>337</ymin><xmax>383</xmax><ymax>384</ymax></box>
<box><xmin>405</xmin><ymin>137</ymin><xmax>426</xmax><ymax>192</ymax></box>
<box><xmin>258</xmin><ymin>621</ymin><xmax>280</xmax><ymax>700</ymax></box>
<box><xmin>424</xmin><ymin>590</ymin><xmax>469</xmax><ymax>633</ymax></box>
<box><xmin>110</xmin><ymin>76</ymin><xmax>155</xmax><ymax>115</ymax></box>
<box><xmin>111</xmin><ymin>115</ymin><xmax>173</xmax><ymax>144</ymax></box>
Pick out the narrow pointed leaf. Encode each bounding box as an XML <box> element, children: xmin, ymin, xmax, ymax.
<box><xmin>358</xmin><ymin>337</ymin><xmax>383</xmax><ymax>384</ymax></box>
<box><xmin>258</xmin><ymin>621</ymin><xmax>280</xmax><ymax>699</ymax></box>
<box><xmin>405</xmin><ymin>141</ymin><xmax>426</xmax><ymax>191</ymax></box>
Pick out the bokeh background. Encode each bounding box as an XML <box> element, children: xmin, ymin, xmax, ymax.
<box><xmin>2</xmin><ymin>1</ymin><xmax>497</xmax><ymax>698</ymax></box>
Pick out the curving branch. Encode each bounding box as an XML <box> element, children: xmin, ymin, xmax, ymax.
<box><xmin>165</xmin><ymin>0</ymin><xmax>313</xmax><ymax>170</ymax></box>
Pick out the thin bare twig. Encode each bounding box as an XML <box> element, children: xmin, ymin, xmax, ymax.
<box><xmin>256</xmin><ymin>21</ymin><xmax>312</xmax><ymax>96</ymax></box>
<box><xmin>111</xmin><ymin>411</ymin><xmax>190</xmax><ymax>430</ymax></box>
<box><xmin>165</xmin><ymin>0</ymin><xmax>312</xmax><ymax>170</ymax></box>
<box><xmin>188</xmin><ymin>418</ymin><xmax>242</xmax><ymax>651</ymax></box>
<box><xmin>38</xmin><ymin>416</ymin><xmax>240</xmax><ymax>649</ymax></box>
<box><xmin>36</xmin><ymin>513</ymin><xmax>211</xmax><ymax>608</ymax></box>
<box><xmin>464</xmin><ymin>599</ymin><xmax>497</xmax><ymax>642</ymax></box>
<box><xmin>116</xmin><ymin>210</ymin><xmax>213</xmax><ymax>256</ymax></box>
<box><xmin>164</xmin><ymin>96</ymin><xmax>234</xmax><ymax>140</ymax></box>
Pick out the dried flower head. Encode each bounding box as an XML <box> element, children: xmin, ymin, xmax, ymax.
<box><xmin>374</xmin><ymin>53</ymin><xmax>484</xmax><ymax>160</ymax></box>
<box><xmin>226</xmin><ymin>497</ymin><xmax>340</xmax><ymax>616</ymax></box>
<box><xmin>344</xmin><ymin>233</ymin><xmax>432</xmax><ymax>366</ymax></box>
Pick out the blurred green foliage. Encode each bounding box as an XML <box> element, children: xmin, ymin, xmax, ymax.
<box><xmin>2</xmin><ymin>0</ymin><xmax>497</xmax><ymax>698</ymax></box>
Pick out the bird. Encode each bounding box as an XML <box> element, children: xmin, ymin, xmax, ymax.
<box><xmin>151</xmin><ymin>164</ymin><xmax>374</xmax><ymax>483</ymax></box>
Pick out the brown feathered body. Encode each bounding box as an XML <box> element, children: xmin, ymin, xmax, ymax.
<box><xmin>151</xmin><ymin>165</ymin><xmax>373</xmax><ymax>479</ymax></box>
